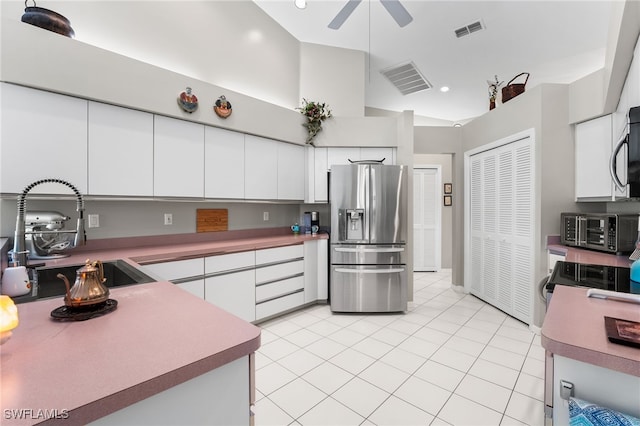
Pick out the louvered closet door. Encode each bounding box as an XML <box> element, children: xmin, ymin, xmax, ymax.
<box><xmin>413</xmin><ymin>167</ymin><xmax>441</xmax><ymax>271</ymax></box>
<box><xmin>469</xmin><ymin>136</ymin><xmax>534</xmax><ymax>324</ymax></box>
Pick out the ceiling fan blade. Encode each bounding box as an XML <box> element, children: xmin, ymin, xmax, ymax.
<box><xmin>380</xmin><ymin>0</ymin><xmax>413</xmax><ymax>27</ymax></box>
<box><xmin>328</xmin><ymin>0</ymin><xmax>363</xmax><ymax>30</ymax></box>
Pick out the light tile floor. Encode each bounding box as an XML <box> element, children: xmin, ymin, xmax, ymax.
<box><xmin>255</xmin><ymin>270</ymin><xmax>546</xmax><ymax>426</ymax></box>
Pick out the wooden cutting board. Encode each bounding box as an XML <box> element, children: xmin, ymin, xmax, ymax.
<box><xmin>196</xmin><ymin>209</ymin><xmax>228</xmax><ymax>233</ymax></box>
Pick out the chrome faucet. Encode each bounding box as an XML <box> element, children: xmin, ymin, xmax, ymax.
<box><xmin>12</xmin><ymin>178</ymin><xmax>86</xmax><ymax>267</ymax></box>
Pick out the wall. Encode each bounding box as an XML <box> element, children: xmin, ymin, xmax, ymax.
<box><xmin>300</xmin><ymin>43</ymin><xmax>366</xmax><ymax>117</ymax></box>
<box><xmin>0</xmin><ymin>200</ymin><xmax>301</xmax><ymax>240</ymax></box>
<box><xmin>413</xmin><ymin>154</ymin><xmax>453</xmax><ymax>269</ymax></box>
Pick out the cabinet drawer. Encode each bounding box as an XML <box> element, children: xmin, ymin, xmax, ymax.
<box><xmin>255</xmin><ymin>245</ymin><xmax>303</xmax><ymax>265</ymax></box>
<box><xmin>205</xmin><ymin>251</ymin><xmax>254</xmax><ymax>274</ymax></box>
<box><xmin>255</xmin><ymin>291</ymin><xmax>305</xmax><ymax>321</ymax></box>
<box><xmin>142</xmin><ymin>258</ymin><xmax>204</xmax><ymax>281</ymax></box>
<box><xmin>256</xmin><ymin>260</ymin><xmax>303</xmax><ymax>284</ymax></box>
<box><xmin>256</xmin><ymin>275</ymin><xmax>304</xmax><ymax>303</ymax></box>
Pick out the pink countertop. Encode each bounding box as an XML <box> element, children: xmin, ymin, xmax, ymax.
<box><xmin>32</xmin><ymin>231</ymin><xmax>329</xmax><ymax>270</ymax></box>
<box><xmin>541</xmin><ymin>285</ymin><xmax>640</xmax><ymax>376</ymax></box>
<box><xmin>0</xmin><ymin>281</ymin><xmax>261</xmax><ymax>426</ymax></box>
<box><xmin>547</xmin><ymin>244</ymin><xmax>632</xmax><ymax>268</ymax></box>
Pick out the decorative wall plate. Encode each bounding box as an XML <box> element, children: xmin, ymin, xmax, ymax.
<box><xmin>214</xmin><ymin>95</ymin><xmax>232</xmax><ymax>118</ymax></box>
<box><xmin>177</xmin><ymin>87</ymin><xmax>198</xmax><ymax>113</ymax></box>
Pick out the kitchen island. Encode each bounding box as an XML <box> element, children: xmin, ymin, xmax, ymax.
<box><xmin>0</xmin><ymin>281</ymin><xmax>261</xmax><ymax>425</ymax></box>
<box><xmin>541</xmin><ymin>285</ymin><xmax>640</xmax><ymax>424</ymax></box>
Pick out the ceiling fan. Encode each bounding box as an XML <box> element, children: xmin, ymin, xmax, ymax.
<box><xmin>328</xmin><ymin>0</ymin><xmax>413</xmax><ymax>30</ymax></box>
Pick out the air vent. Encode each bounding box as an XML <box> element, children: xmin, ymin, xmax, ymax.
<box><xmin>454</xmin><ymin>20</ymin><xmax>485</xmax><ymax>38</ymax></box>
<box><xmin>380</xmin><ymin>62</ymin><xmax>432</xmax><ymax>96</ymax></box>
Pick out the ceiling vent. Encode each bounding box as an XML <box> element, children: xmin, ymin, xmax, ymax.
<box><xmin>380</xmin><ymin>62</ymin><xmax>432</xmax><ymax>96</ymax></box>
<box><xmin>455</xmin><ymin>20</ymin><xmax>485</xmax><ymax>38</ymax></box>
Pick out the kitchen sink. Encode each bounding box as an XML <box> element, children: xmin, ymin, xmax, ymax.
<box><xmin>26</xmin><ymin>260</ymin><xmax>155</xmax><ymax>302</ymax></box>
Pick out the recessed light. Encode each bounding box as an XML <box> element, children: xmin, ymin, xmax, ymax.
<box><xmin>440</xmin><ymin>86</ymin><xmax>450</xmax><ymax>93</ymax></box>
<box><xmin>453</xmin><ymin>123</ymin><xmax>462</xmax><ymax>127</ymax></box>
<box><xmin>294</xmin><ymin>0</ymin><xmax>307</xmax><ymax>9</ymax></box>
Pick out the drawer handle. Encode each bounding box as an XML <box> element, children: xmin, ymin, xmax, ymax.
<box><xmin>335</xmin><ymin>268</ymin><xmax>405</xmax><ymax>274</ymax></box>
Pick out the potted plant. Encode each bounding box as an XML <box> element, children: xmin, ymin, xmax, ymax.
<box><xmin>297</xmin><ymin>99</ymin><xmax>332</xmax><ymax>145</ymax></box>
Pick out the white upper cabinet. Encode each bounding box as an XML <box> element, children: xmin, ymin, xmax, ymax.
<box><xmin>88</xmin><ymin>102</ymin><xmax>153</xmax><ymax>196</ymax></box>
<box><xmin>0</xmin><ymin>83</ymin><xmax>88</xmax><ymax>194</ymax></box>
<box><xmin>204</xmin><ymin>127</ymin><xmax>245</xmax><ymax>199</ymax></box>
<box><xmin>277</xmin><ymin>142</ymin><xmax>305</xmax><ymax>200</ymax></box>
<box><xmin>245</xmin><ymin>135</ymin><xmax>278</xmax><ymax>200</ymax></box>
<box><xmin>327</xmin><ymin>147</ymin><xmax>395</xmax><ymax>169</ymax></box>
<box><xmin>154</xmin><ymin>115</ymin><xmax>205</xmax><ymax>198</ymax></box>
<box><xmin>575</xmin><ymin>115</ymin><xmax>616</xmax><ymax>200</ymax></box>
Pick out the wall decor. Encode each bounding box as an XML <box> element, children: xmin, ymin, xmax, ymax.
<box><xmin>487</xmin><ymin>75</ymin><xmax>503</xmax><ymax>111</ymax></box>
<box><xmin>177</xmin><ymin>87</ymin><xmax>198</xmax><ymax>113</ymax></box>
<box><xmin>444</xmin><ymin>195</ymin><xmax>452</xmax><ymax>206</ymax></box>
<box><xmin>214</xmin><ymin>95</ymin><xmax>232</xmax><ymax>118</ymax></box>
<box><xmin>444</xmin><ymin>183</ymin><xmax>452</xmax><ymax>194</ymax></box>
<box><xmin>196</xmin><ymin>209</ymin><xmax>228</xmax><ymax>233</ymax></box>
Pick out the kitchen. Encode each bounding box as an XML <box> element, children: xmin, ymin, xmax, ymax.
<box><xmin>0</xmin><ymin>1</ymin><xmax>639</xmax><ymax>425</ymax></box>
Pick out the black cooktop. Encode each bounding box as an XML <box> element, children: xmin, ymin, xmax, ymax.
<box><xmin>546</xmin><ymin>261</ymin><xmax>639</xmax><ymax>294</ymax></box>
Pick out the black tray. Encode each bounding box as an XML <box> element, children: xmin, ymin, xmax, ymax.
<box><xmin>51</xmin><ymin>299</ymin><xmax>118</xmax><ymax>321</ymax></box>
<box><xmin>604</xmin><ymin>316</ymin><xmax>640</xmax><ymax>348</ymax></box>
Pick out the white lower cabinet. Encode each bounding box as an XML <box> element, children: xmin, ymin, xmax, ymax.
<box><xmin>304</xmin><ymin>239</ymin><xmax>328</xmax><ymax>302</ymax></box>
<box><xmin>139</xmin><ymin>241</ymin><xmax>327</xmax><ymax>323</ymax></box>
<box><xmin>255</xmin><ymin>245</ymin><xmax>305</xmax><ymax>321</ymax></box>
<box><xmin>205</xmin><ymin>270</ymin><xmax>255</xmax><ymax>322</ymax></box>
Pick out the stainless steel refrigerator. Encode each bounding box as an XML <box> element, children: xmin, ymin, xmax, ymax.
<box><xmin>330</xmin><ymin>163</ymin><xmax>408</xmax><ymax>312</ymax></box>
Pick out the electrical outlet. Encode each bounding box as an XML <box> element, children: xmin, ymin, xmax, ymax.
<box><xmin>263</xmin><ymin>211</ymin><xmax>269</xmax><ymax>221</ymax></box>
<box><xmin>88</xmin><ymin>214</ymin><xmax>100</xmax><ymax>228</ymax></box>
<box><xmin>164</xmin><ymin>213</ymin><xmax>173</xmax><ymax>225</ymax></box>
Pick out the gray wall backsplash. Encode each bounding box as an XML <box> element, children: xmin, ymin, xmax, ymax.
<box><xmin>0</xmin><ymin>199</ymin><xmax>330</xmax><ymax>241</ymax></box>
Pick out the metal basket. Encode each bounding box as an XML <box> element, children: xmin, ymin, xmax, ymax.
<box><xmin>502</xmin><ymin>72</ymin><xmax>529</xmax><ymax>103</ymax></box>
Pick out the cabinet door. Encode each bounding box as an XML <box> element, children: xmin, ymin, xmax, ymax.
<box><xmin>313</xmin><ymin>147</ymin><xmax>329</xmax><ymax>202</ymax></box>
<box><xmin>177</xmin><ymin>279</ymin><xmax>205</xmax><ymax>299</ymax></box>
<box><xmin>303</xmin><ymin>239</ymin><xmax>328</xmax><ymax>302</ymax></box>
<box><xmin>360</xmin><ymin>148</ymin><xmax>395</xmax><ymax>164</ymax></box>
<box><xmin>575</xmin><ymin>115</ymin><xmax>614</xmax><ymax>200</ymax></box>
<box><xmin>327</xmin><ymin>147</ymin><xmax>361</xmax><ymax>168</ymax></box>
<box><xmin>205</xmin><ymin>270</ymin><xmax>255</xmax><ymax>322</ymax></box>
<box><xmin>277</xmin><ymin>142</ymin><xmax>305</xmax><ymax>200</ymax></box>
<box><xmin>204</xmin><ymin>127</ymin><xmax>245</xmax><ymax>199</ymax></box>
<box><xmin>244</xmin><ymin>135</ymin><xmax>277</xmax><ymax>200</ymax></box>
<box><xmin>141</xmin><ymin>258</ymin><xmax>204</xmax><ymax>281</ymax></box>
<box><xmin>88</xmin><ymin>102</ymin><xmax>153</xmax><ymax>196</ymax></box>
<box><xmin>0</xmin><ymin>83</ymin><xmax>88</xmax><ymax>194</ymax></box>
<box><xmin>154</xmin><ymin>115</ymin><xmax>204</xmax><ymax>198</ymax></box>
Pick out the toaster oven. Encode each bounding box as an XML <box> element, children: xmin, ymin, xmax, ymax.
<box><xmin>560</xmin><ymin>213</ymin><xmax>637</xmax><ymax>254</ymax></box>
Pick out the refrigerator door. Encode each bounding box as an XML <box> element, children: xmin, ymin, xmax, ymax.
<box><xmin>330</xmin><ymin>265</ymin><xmax>407</xmax><ymax>312</ymax></box>
<box><xmin>331</xmin><ymin>244</ymin><xmax>406</xmax><ymax>265</ymax></box>
<box><xmin>370</xmin><ymin>165</ymin><xmax>407</xmax><ymax>244</ymax></box>
<box><xmin>331</xmin><ymin>164</ymin><xmax>370</xmax><ymax>244</ymax></box>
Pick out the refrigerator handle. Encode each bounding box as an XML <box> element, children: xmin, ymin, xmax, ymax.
<box><xmin>335</xmin><ymin>247</ymin><xmax>405</xmax><ymax>253</ymax></box>
<box><xmin>335</xmin><ymin>268</ymin><xmax>405</xmax><ymax>274</ymax></box>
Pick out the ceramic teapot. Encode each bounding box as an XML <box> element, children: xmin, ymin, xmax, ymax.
<box><xmin>57</xmin><ymin>259</ymin><xmax>109</xmax><ymax>307</ymax></box>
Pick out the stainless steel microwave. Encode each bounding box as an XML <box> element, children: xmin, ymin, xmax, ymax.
<box><xmin>560</xmin><ymin>213</ymin><xmax>637</xmax><ymax>254</ymax></box>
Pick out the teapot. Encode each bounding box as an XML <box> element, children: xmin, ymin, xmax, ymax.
<box><xmin>57</xmin><ymin>259</ymin><xmax>109</xmax><ymax>308</ymax></box>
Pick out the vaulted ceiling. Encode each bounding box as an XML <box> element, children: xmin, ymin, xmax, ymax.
<box><xmin>254</xmin><ymin>0</ymin><xmax>613</xmax><ymax>124</ymax></box>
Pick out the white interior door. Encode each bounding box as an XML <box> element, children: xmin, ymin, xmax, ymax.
<box><xmin>413</xmin><ymin>166</ymin><xmax>442</xmax><ymax>272</ymax></box>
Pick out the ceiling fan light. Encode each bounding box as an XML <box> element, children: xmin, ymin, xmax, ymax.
<box><xmin>294</xmin><ymin>0</ymin><xmax>307</xmax><ymax>10</ymax></box>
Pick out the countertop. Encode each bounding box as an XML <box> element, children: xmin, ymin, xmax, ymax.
<box><xmin>547</xmin><ymin>243</ymin><xmax>633</xmax><ymax>268</ymax></box>
<box><xmin>25</xmin><ymin>230</ymin><xmax>329</xmax><ymax>270</ymax></box>
<box><xmin>0</xmin><ymin>281</ymin><xmax>261</xmax><ymax>426</ymax></box>
<box><xmin>541</xmin><ymin>285</ymin><xmax>640</xmax><ymax>376</ymax></box>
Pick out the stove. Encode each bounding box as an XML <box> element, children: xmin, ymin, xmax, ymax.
<box><xmin>546</xmin><ymin>261</ymin><xmax>639</xmax><ymax>295</ymax></box>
